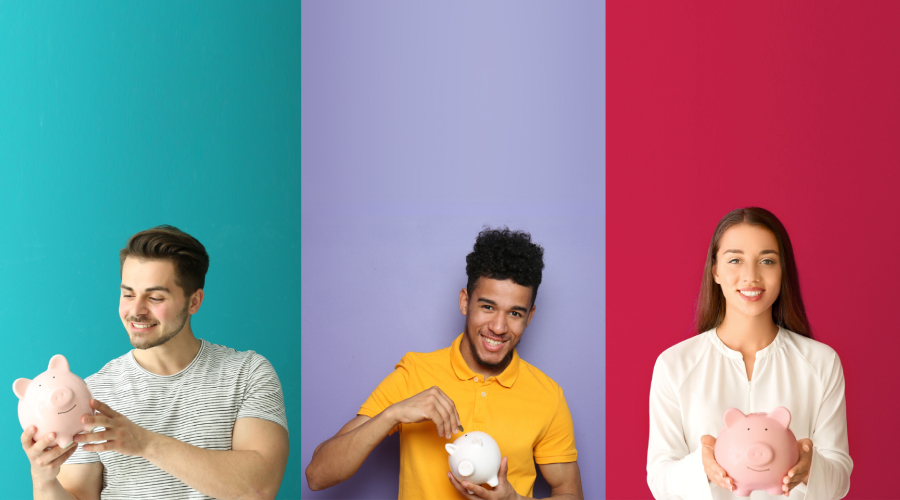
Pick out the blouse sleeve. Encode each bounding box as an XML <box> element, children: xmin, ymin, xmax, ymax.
<box><xmin>800</xmin><ymin>351</ymin><xmax>853</xmax><ymax>499</ymax></box>
<box><xmin>647</xmin><ymin>355</ymin><xmax>714</xmax><ymax>500</ymax></box>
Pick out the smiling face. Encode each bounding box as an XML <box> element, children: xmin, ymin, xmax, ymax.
<box><xmin>119</xmin><ymin>257</ymin><xmax>199</xmax><ymax>350</ymax></box>
<box><xmin>458</xmin><ymin>277</ymin><xmax>535</xmax><ymax>377</ymax></box>
<box><xmin>713</xmin><ymin>224</ymin><xmax>783</xmax><ymax>322</ymax></box>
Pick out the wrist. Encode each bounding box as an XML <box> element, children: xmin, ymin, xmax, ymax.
<box><xmin>140</xmin><ymin>430</ymin><xmax>165</xmax><ymax>460</ymax></box>
<box><xmin>31</xmin><ymin>475</ymin><xmax>59</xmax><ymax>492</ymax></box>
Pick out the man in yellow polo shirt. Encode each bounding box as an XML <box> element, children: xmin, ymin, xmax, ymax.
<box><xmin>306</xmin><ymin>228</ymin><xmax>583</xmax><ymax>500</ymax></box>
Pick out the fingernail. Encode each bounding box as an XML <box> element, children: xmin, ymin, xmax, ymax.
<box><xmin>804</xmin><ymin>444</ymin><xmax>810</xmax><ymax>452</ymax></box>
<box><xmin>789</xmin><ymin>472</ymin><xmax>794</xmax><ymax>477</ymax></box>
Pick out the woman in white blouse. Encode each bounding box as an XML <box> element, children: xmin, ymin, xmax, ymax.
<box><xmin>647</xmin><ymin>207</ymin><xmax>852</xmax><ymax>500</ymax></box>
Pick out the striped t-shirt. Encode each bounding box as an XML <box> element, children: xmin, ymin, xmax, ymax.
<box><xmin>66</xmin><ymin>339</ymin><xmax>288</xmax><ymax>499</ymax></box>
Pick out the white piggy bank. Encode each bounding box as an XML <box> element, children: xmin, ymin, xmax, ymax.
<box><xmin>445</xmin><ymin>431</ymin><xmax>502</xmax><ymax>494</ymax></box>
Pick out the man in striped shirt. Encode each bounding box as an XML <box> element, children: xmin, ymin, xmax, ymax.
<box><xmin>21</xmin><ymin>225</ymin><xmax>289</xmax><ymax>500</ymax></box>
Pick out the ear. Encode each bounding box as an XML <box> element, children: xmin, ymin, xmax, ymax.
<box><xmin>723</xmin><ymin>408</ymin><xmax>745</xmax><ymax>429</ymax></box>
<box><xmin>471</xmin><ymin>436</ymin><xmax>483</xmax><ymax>447</ymax></box>
<box><xmin>445</xmin><ymin>443</ymin><xmax>457</xmax><ymax>455</ymax></box>
<box><xmin>188</xmin><ymin>288</ymin><xmax>204</xmax><ymax>314</ymax></box>
<box><xmin>13</xmin><ymin>378</ymin><xmax>31</xmax><ymax>399</ymax></box>
<box><xmin>459</xmin><ymin>288</ymin><xmax>469</xmax><ymax>316</ymax></box>
<box><xmin>768</xmin><ymin>407</ymin><xmax>791</xmax><ymax>428</ymax></box>
<box><xmin>48</xmin><ymin>354</ymin><xmax>70</xmax><ymax>372</ymax></box>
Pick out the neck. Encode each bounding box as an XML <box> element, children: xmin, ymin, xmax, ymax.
<box><xmin>716</xmin><ymin>308</ymin><xmax>779</xmax><ymax>356</ymax></box>
<box><xmin>132</xmin><ymin>325</ymin><xmax>202</xmax><ymax>376</ymax></box>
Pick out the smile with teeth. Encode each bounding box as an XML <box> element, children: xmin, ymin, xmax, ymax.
<box><xmin>484</xmin><ymin>337</ymin><xmax>506</xmax><ymax>347</ymax></box>
<box><xmin>739</xmin><ymin>290</ymin><xmax>763</xmax><ymax>297</ymax></box>
<box><xmin>132</xmin><ymin>323</ymin><xmax>157</xmax><ymax>329</ymax></box>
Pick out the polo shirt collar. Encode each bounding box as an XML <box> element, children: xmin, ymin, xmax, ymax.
<box><xmin>450</xmin><ymin>333</ymin><xmax>520</xmax><ymax>388</ymax></box>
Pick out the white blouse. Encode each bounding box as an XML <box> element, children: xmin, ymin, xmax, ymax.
<box><xmin>647</xmin><ymin>328</ymin><xmax>852</xmax><ymax>500</ymax></box>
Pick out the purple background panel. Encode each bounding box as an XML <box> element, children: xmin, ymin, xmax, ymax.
<box><xmin>301</xmin><ymin>2</ymin><xmax>605</xmax><ymax>499</ymax></box>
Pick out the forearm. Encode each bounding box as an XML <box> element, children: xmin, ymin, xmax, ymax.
<box><xmin>142</xmin><ymin>433</ymin><xmax>282</xmax><ymax>500</ymax></box>
<box><xmin>306</xmin><ymin>410</ymin><xmax>398</xmax><ymax>490</ymax></box>
<box><xmin>33</xmin><ymin>478</ymin><xmax>80</xmax><ymax>500</ymax></box>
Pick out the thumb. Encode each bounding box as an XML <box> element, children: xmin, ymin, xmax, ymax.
<box><xmin>498</xmin><ymin>456</ymin><xmax>509</xmax><ymax>483</ymax></box>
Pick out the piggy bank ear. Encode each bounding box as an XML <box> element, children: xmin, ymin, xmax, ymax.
<box><xmin>723</xmin><ymin>408</ymin><xmax>746</xmax><ymax>429</ymax></box>
<box><xmin>48</xmin><ymin>355</ymin><xmax>70</xmax><ymax>372</ymax></box>
<box><xmin>13</xmin><ymin>378</ymin><xmax>31</xmax><ymax>399</ymax></box>
<box><xmin>471</xmin><ymin>437</ymin><xmax>483</xmax><ymax>447</ymax></box>
<box><xmin>445</xmin><ymin>444</ymin><xmax>457</xmax><ymax>455</ymax></box>
<box><xmin>768</xmin><ymin>407</ymin><xmax>791</xmax><ymax>428</ymax></box>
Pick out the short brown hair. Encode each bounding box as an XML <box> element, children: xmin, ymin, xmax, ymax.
<box><xmin>695</xmin><ymin>207</ymin><xmax>812</xmax><ymax>338</ymax></box>
<box><xmin>119</xmin><ymin>225</ymin><xmax>209</xmax><ymax>296</ymax></box>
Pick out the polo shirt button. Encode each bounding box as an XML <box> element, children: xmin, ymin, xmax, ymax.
<box><xmin>474</xmin><ymin>377</ymin><xmax>478</xmax><ymax>382</ymax></box>
<box><xmin>481</xmin><ymin>392</ymin><xmax>486</xmax><ymax>397</ymax></box>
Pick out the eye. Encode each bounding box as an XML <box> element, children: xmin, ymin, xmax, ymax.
<box><xmin>761</xmin><ymin>258</ymin><xmax>776</xmax><ymax>265</ymax></box>
<box><xmin>122</xmin><ymin>294</ymin><xmax>134</xmax><ymax>298</ymax></box>
<box><xmin>149</xmin><ymin>297</ymin><xmax>163</xmax><ymax>303</ymax></box>
<box><xmin>510</xmin><ymin>311</ymin><xmax>521</xmax><ymax>317</ymax></box>
<box><xmin>482</xmin><ymin>305</ymin><xmax>494</xmax><ymax>311</ymax></box>
<box><xmin>728</xmin><ymin>258</ymin><xmax>741</xmax><ymax>264</ymax></box>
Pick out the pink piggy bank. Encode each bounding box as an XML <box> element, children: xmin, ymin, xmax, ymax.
<box><xmin>13</xmin><ymin>355</ymin><xmax>94</xmax><ymax>448</ymax></box>
<box><xmin>714</xmin><ymin>407</ymin><xmax>799</xmax><ymax>497</ymax></box>
<box><xmin>445</xmin><ymin>431</ymin><xmax>502</xmax><ymax>494</ymax></box>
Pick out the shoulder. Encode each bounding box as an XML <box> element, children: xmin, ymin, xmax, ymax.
<box><xmin>516</xmin><ymin>357</ymin><xmax>565</xmax><ymax>396</ymax></box>
<box><xmin>394</xmin><ymin>344</ymin><xmax>452</xmax><ymax>369</ymax></box>
<box><xmin>779</xmin><ymin>330</ymin><xmax>842</xmax><ymax>379</ymax></box>
<box><xmin>655</xmin><ymin>333</ymin><xmax>711</xmax><ymax>371</ymax></box>
<box><xmin>200</xmin><ymin>340</ymin><xmax>277</xmax><ymax>371</ymax></box>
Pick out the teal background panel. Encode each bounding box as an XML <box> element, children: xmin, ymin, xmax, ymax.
<box><xmin>0</xmin><ymin>1</ymin><xmax>301</xmax><ymax>498</ymax></box>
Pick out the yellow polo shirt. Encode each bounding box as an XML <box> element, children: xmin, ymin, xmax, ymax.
<box><xmin>359</xmin><ymin>334</ymin><xmax>578</xmax><ymax>499</ymax></box>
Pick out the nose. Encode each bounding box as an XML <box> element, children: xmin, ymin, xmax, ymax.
<box><xmin>489</xmin><ymin>312</ymin><xmax>509</xmax><ymax>334</ymax></box>
<box><xmin>744</xmin><ymin>263</ymin><xmax>762</xmax><ymax>284</ymax></box>
<box><xmin>49</xmin><ymin>387</ymin><xmax>75</xmax><ymax>409</ymax></box>
<box><xmin>744</xmin><ymin>443</ymin><xmax>774</xmax><ymax>466</ymax></box>
<box><xmin>128</xmin><ymin>297</ymin><xmax>150</xmax><ymax>318</ymax></box>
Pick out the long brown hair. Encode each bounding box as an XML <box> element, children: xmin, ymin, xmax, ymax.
<box><xmin>695</xmin><ymin>207</ymin><xmax>812</xmax><ymax>338</ymax></box>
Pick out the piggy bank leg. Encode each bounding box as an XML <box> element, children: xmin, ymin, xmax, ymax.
<box><xmin>731</xmin><ymin>487</ymin><xmax>751</xmax><ymax>497</ymax></box>
<box><xmin>57</xmin><ymin>436</ymin><xmax>74</xmax><ymax>448</ymax></box>
<box><xmin>487</xmin><ymin>476</ymin><xmax>499</xmax><ymax>488</ymax></box>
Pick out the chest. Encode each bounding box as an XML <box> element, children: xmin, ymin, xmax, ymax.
<box><xmin>678</xmin><ymin>355</ymin><xmax>823</xmax><ymax>446</ymax></box>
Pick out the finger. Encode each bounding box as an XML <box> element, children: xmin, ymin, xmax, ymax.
<box><xmin>429</xmin><ymin>404</ymin><xmax>450</xmax><ymax>439</ymax></box>
<box><xmin>447</xmin><ymin>472</ymin><xmax>477</xmax><ymax>499</ymax></box>
<box><xmin>46</xmin><ymin>441</ymin><xmax>78</xmax><ymax>464</ymax></box>
<box><xmin>82</xmin><ymin>413</ymin><xmax>111</xmax><ymax>429</ymax></box>
<box><xmin>436</xmin><ymin>390</ymin><xmax>462</xmax><ymax>432</ymax></box>
<box><xmin>429</xmin><ymin>397</ymin><xmax>453</xmax><ymax>439</ymax></box>
<box><xmin>20</xmin><ymin>426</ymin><xmax>37</xmax><ymax>448</ymax></box>
<box><xmin>91</xmin><ymin>399</ymin><xmax>120</xmax><ymax>418</ymax></box>
<box><xmin>498</xmin><ymin>456</ymin><xmax>509</xmax><ymax>482</ymax></box>
<box><xmin>77</xmin><ymin>430</ymin><xmax>111</xmax><ymax>444</ymax></box>
<box><xmin>460</xmin><ymin>480</ymin><xmax>491</xmax><ymax>499</ymax></box>
<box><xmin>30</xmin><ymin>432</ymin><xmax>58</xmax><ymax>455</ymax></box>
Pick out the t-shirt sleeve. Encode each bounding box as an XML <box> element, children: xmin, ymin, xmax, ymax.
<box><xmin>236</xmin><ymin>354</ymin><xmax>288</xmax><ymax>433</ymax></box>
<box><xmin>533</xmin><ymin>386</ymin><xmax>578</xmax><ymax>464</ymax></box>
<box><xmin>357</xmin><ymin>354</ymin><xmax>414</xmax><ymax>434</ymax></box>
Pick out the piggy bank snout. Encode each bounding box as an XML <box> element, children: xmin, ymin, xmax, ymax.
<box><xmin>744</xmin><ymin>443</ymin><xmax>774</xmax><ymax>466</ymax></box>
<box><xmin>48</xmin><ymin>387</ymin><xmax>75</xmax><ymax>408</ymax></box>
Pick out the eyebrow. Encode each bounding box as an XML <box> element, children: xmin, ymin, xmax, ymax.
<box><xmin>477</xmin><ymin>297</ymin><xmax>530</xmax><ymax>313</ymax></box>
<box><xmin>120</xmin><ymin>285</ymin><xmax>171</xmax><ymax>293</ymax></box>
<box><xmin>722</xmin><ymin>249</ymin><xmax>780</xmax><ymax>256</ymax></box>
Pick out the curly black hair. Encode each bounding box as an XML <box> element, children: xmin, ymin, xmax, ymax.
<box><xmin>465</xmin><ymin>227</ymin><xmax>545</xmax><ymax>305</ymax></box>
